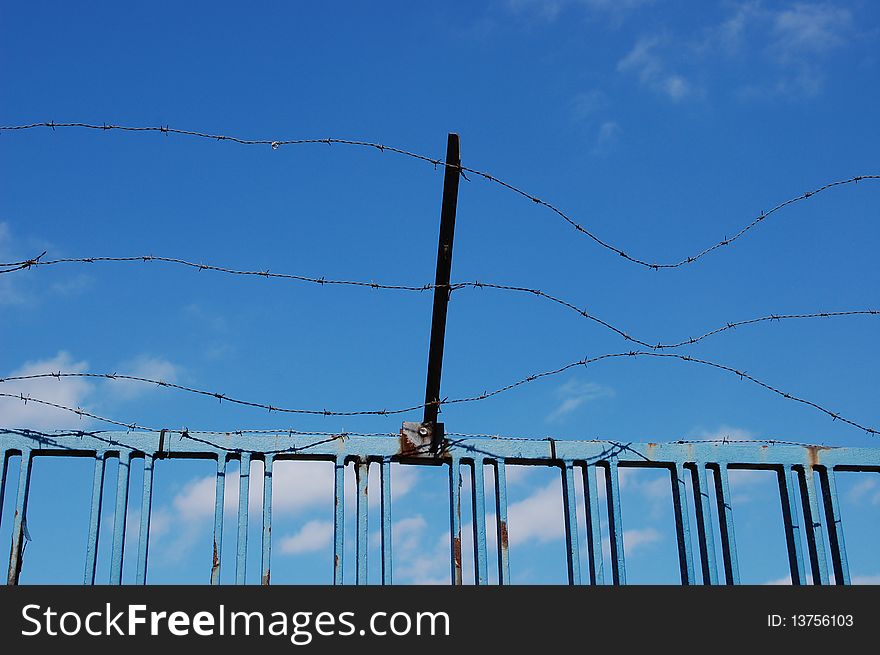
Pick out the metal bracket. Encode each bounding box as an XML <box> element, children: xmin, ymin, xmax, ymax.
<box><xmin>400</xmin><ymin>421</ymin><xmax>444</xmax><ymax>457</ymax></box>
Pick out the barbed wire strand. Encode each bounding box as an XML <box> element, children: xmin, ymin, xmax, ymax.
<box><xmin>0</xmin><ymin>424</ymin><xmax>846</xmax><ymax>456</ymax></box>
<box><xmin>1</xmin><ymin>350</ymin><xmax>876</xmax><ymax>434</ymax></box>
<box><xmin>2</xmin><ymin>122</ymin><xmax>877</xmax><ymax>269</ymax></box>
<box><xmin>0</xmin><ymin>419</ymin><xmax>355</xmax><ymax>456</ymax></box>
<box><xmin>446</xmin><ymin>432</ymin><xmax>836</xmax><ymax>449</ymax></box>
<box><xmin>2</xmin><ymin>252</ymin><xmax>876</xmax><ymax>350</ymax></box>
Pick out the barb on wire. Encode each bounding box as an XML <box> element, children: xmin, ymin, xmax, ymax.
<box><xmin>2</xmin><ymin>349</ymin><xmax>876</xmax><ymax>435</ymax></box>
<box><xmin>2</xmin><ymin>252</ymin><xmax>876</xmax><ymax>350</ymax></box>
<box><xmin>2</xmin><ymin>122</ymin><xmax>877</xmax><ymax>269</ymax></box>
<box><xmin>0</xmin><ymin>250</ymin><xmax>46</xmax><ymax>274</ymax></box>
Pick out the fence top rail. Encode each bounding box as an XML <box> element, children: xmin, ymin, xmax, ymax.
<box><xmin>2</xmin><ymin>429</ymin><xmax>878</xmax><ymax>470</ymax></box>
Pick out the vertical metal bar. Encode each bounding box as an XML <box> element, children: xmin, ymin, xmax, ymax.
<box><xmin>561</xmin><ymin>462</ymin><xmax>582</xmax><ymax>585</ymax></box>
<box><xmin>355</xmin><ymin>459</ymin><xmax>369</xmax><ymax>585</ymax></box>
<box><xmin>6</xmin><ymin>450</ymin><xmax>33</xmax><ymax>585</ymax></box>
<box><xmin>493</xmin><ymin>460</ymin><xmax>510</xmax><ymax>585</ymax></box>
<box><xmin>582</xmin><ymin>464</ymin><xmax>605</xmax><ymax>585</ymax></box>
<box><xmin>423</xmin><ymin>133</ymin><xmax>462</xmax><ymax>446</ymax></box>
<box><xmin>670</xmin><ymin>462</ymin><xmax>696</xmax><ymax>584</ymax></box>
<box><xmin>691</xmin><ymin>464</ymin><xmax>718</xmax><ymax>585</ymax></box>
<box><xmin>604</xmin><ymin>461</ymin><xmax>626</xmax><ymax>585</ymax></box>
<box><xmin>0</xmin><ymin>451</ymin><xmax>8</xmax><ymax>530</ymax></box>
<box><xmin>380</xmin><ymin>458</ymin><xmax>392</xmax><ymax>585</ymax></box>
<box><xmin>819</xmin><ymin>468</ymin><xmax>850</xmax><ymax>585</ymax></box>
<box><xmin>471</xmin><ymin>460</ymin><xmax>489</xmax><ymax>585</ymax></box>
<box><xmin>84</xmin><ymin>452</ymin><xmax>105</xmax><ymax>585</ymax></box>
<box><xmin>712</xmin><ymin>465</ymin><xmax>740</xmax><ymax>584</ymax></box>
<box><xmin>798</xmin><ymin>466</ymin><xmax>829</xmax><ymax>585</ymax></box>
<box><xmin>261</xmin><ymin>455</ymin><xmax>274</xmax><ymax>586</ymax></box>
<box><xmin>109</xmin><ymin>450</ymin><xmax>131</xmax><ymax>585</ymax></box>
<box><xmin>135</xmin><ymin>454</ymin><xmax>154</xmax><ymax>585</ymax></box>
<box><xmin>449</xmin><ymin>456</ymin><xmax>462</xmax><ymax>585</ymax></box>
<box><xmin>211</xmin><ymin>456</ymin><xmax>226</xmax><ymax>585</ymax></box>
<box><xmin>235</xmin><ymin>453</ymin><xmax>251</xmax><ymax>585</ymax></box>
<box><xmin>778</xmin><ymin>466</ymin><xmax>806</xmax><ymax>585</ymax></box>
<box><xmin>333</xmin><ymin>456</ymin><xmax>345</xmax><ymax>585</ymax></box>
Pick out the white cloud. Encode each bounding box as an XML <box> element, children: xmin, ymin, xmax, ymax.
<box><xmin>49</xmin><ymin>273</ymin><xmax>93</xmax><ymax>297</ymax></box>
<box><xmin>546</xmin><ymin>379</ymin><xmax>614</xmax><ymax>423</ymax></box>
<box><xmin>687</xmin><ymin>424</ymin><xmax>755</xmax><ymax>441</ymax></box>
<box><xmin>0</xmin><ymin>221</ymin><xmax>91</xmax><ymax>305</ymax></box>
<box><xmin>714</xmin><ymin>1</ymin><xmax>761</xmax><ymax>53</ymax></box>
<box><xmin>168</xmin><ymin>459</ymin><xmax>418</xmax><ymax>524</ymax></box>
<box><xmin>171</xmin><ymin>474</ymin><xmax>219</xmax><ymax>522</ymax></box>
<box><xmin>848</xmin><ymin>477</ymin><xmax>880</xmax><ymax>506</ymax></box>
<box><xmin>708</xmin><ymin>2</ymin><xmax>855</xmax><ymax>98</ymax></box>
<box><xmin>618</xmin><ymin>36</ymin><xmax>693</xmax><ymax>101</ymax></box>
<box><xmin>390</xmin><ymin>464</ymin><xmax>418</xmax><ymax>500</ymax></box>
<box><xmin>172</xmin><ymin>461</ymin><xmax>336</xmax><ymax>522</ymax></box>
<box><xmin>507</xmin><ymin>0</ymin><xmax>651</xmax><ymax>22</ymax></box>
<box><xmin>106</xmin><ymin>355</ymin><xmax>182</xmax><ymax>401</ymax></box>
<box><xmin>570</xmin><ymin>89</ymin><xmax>608</xmax><ymax>120</ymax></box>
<box><xmin>504</xmin><ymin>465</ymin><xmax>535</xmax><ymax>487</ymax></box>
<box><xmin>601</xmin><ymin>526</ymin><xmax>663</xmax><ymax>560</ymax></box>
<box><xmin>389</xmin><ymin>515</ymin><xmax>449</xmax><ymax>585</ymax></box>
<box><xmin>278</xmin><ymin>520</ymin><xmax>334</xmax><ymax>555</ymax></box>
<box><xmin>0</xmin><ymin>352</ymin><xmax>94</xmax><ymax>430</ymax></box>
<box><xmin>506</xmin><ymin>479</ymin><xmax>565</xmax><ymax>545</ymax></box>
<box><xmin>766</xmin><ymin>572</ymin><xmax>879</xmax><ymax>585</ymax></box>
<box><xmin>771</xmin><ymin>3</ymin><xmax>852</xmax><ymax>59</ymax></box>
<box><xmin>765</xmin><ymin>574</ymin><xmax>793</xmax><ymax>585</ymax></box>
<box><xmin>622</xmin><ymin>527</ymin><xmax>661</xmax><ymax>555</ymax></box>
<box><xmin>0</xmin><ymin>222</ymin><xmax>28</xmax><ymax>306</ymax></box>
<box><xmin>594</xmin><ymin>121</ymin><xmax>622</xmax><ymax>154</ymax></box>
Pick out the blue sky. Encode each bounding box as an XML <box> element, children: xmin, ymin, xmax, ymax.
<box><xmin>1</xmin><ymin>1</ymin><xmax>878</xmax><ymax>584</ymax></box>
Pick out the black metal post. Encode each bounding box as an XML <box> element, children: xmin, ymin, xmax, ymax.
<box><xmin>423</xmin><ymin>133</ymin><xmax>461</xmax><ymax>451</ymax></box>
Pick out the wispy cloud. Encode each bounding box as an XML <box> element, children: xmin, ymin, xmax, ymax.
<box><xmin>0</xmin><ymin>352</ymin><xmax>94</xmax><ymax>430</ymax></box>
<box><xmin>708</xmin><ymin>2</ymin><xmax>855</xmax><ymax>98</ymax></box>
<box><xmin>0</xmin><ymin>221</ymin><xmax>88</xmax><ymax>305</ymax></box>
<box><xmin>507</xmin><ymin>0</ymin><xmax>652</xmax><ymax>22</ymax></box>
<box><xmin>388</xmin><ymin>515</ymin><xmax>448</xmax><ymax>585</ymax></box>
<box><xmin>617</xmin><ymin>36</ymin><xmax>693</xmax><ymax>101</ymax></box>
<box><xmin>622</xmin><ymin>527</ymin><xmax>662</xmax><ymax>556</ymax></box>
<box><xmin>768</xmin><ymin>573</ymin><xmax>880</xmax><ymax>585</ymax></box>
<box><xmin>104</xmin><ymin>354</ymin><xmax>182</xmax><ymax>401</ymax></box>
<box><xmin>570</xmin><ymin>89</ymin><xmax>608</xmax><ymax>121</ymax></box>
<box><xmin>0</xmin><ymin>222</ymin><xmax>28</xmax><ymax>306</ymax></box>
<box><xmin>505</xmin><ymin>479</ymin><xmax>566</xmax><ymax>545</ymax></box>
<box><xmin>157</xmin><ymin>461</ymin><xmax>419</xmax><ymax>565</ymax></box>
<box><xmin>852</xmin><ymin>574</ymin><xmax>880</xmax><ymax>585</ymax></box>
<box><xmin>848</xmin><ymin>477</ymin><xmax>880</xmax><ymax>506</ymax></box>
<box><xmin>771</xmin><ymin>3</ymin><xmax>852</xmax><ymax>59</ymax></box>
<box><xmin>278</xmin><ymin>520</ymin><xmax>334</xmax><ymax>555</ymax></box>
<box><xmin>687</xmin><ymin>424</ymin><xmax>756</xmax><ymax>441</ymax></box>
<box><xmin>546</xmin><ymin>379</ymin><xmax>614</xmax><ymax>423</ymax></box>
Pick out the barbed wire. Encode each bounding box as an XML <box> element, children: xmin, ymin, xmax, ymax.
<box><xmin>477</xmin><ymin>172</ymin><xmax>879</xmax><ymax>269</ymax></box>
<box><xmin>0</xmin><ymin>422</ymin><xmax>354</xmax><ymax>456</ymax></box>
<box><xmin>2</xmin><ymin>122</ymin><xmax>877</xmax><ymax>269</ymax></box>
<box><xmin>1</xmin><ymin>349</ymin><xmax>876</xmax><ymax>434</ymax></box>
<box><xmin>446</xmin><ymin>432</ymin><xmax>834</xmax><ymax>449</ymax></box>
<box><xmin>2</xmin><ymin>252</ymin><xmax>876</xmax><ymax>350</ymax></box>
<box><xmin>0</xmin><ymin>425</ymin><xmax>846</xmax><ymax>457</ymax></box>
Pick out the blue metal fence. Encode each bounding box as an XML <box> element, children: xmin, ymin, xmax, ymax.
<box><xmin>2</xmin><ymin>428</ymin><xmax>877</xmax><ymax>585</ymax></box>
